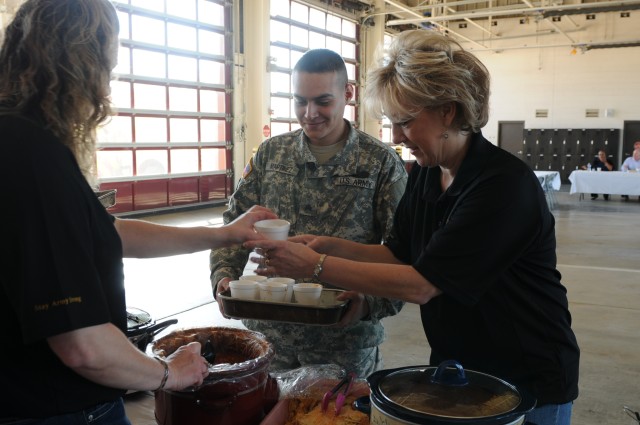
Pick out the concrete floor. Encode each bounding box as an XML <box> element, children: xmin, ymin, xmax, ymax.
<box><xmin>122</xmin><ymin>189</ymin><xmax>640</xmax><ymax>425</ymax></box>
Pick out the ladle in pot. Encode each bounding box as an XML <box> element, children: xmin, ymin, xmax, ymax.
<box><xmin>201</xmin><ymin>339</ymin><xmax>217</xmax><ymax>364</ymax></box>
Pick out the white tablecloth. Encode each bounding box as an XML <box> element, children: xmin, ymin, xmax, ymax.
<box><xmin>534</xmin><ymin>171</ymin><xmax>561</xmax><ymax>191</ymax></box>
<box><xmin>568</xmin><ymin>170</ymin><xmax>640</xmax><ymax>195</ymax></box>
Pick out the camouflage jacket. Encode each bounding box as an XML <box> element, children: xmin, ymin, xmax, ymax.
<box><xmin>210</xmin><ymin>122</ymin><xmax>408</xmax><ymax>350</ymax></box>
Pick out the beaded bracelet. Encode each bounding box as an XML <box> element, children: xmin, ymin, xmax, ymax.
<box><xmin>154</xmin><ymin>357</ymin><xmax>169</xmax><ymax>391</ymax></box>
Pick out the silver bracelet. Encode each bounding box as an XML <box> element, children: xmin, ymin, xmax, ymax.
<box><xmin>313</xmin><ymin>254</ymin><xmax>327</xmax><ymax>280</ymax></box>
<box><xmin>154</xmin><ymin>357</ymin><xmax>169</xmax><ymax>391</ymax></box>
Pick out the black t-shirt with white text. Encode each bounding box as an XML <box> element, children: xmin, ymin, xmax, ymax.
<box><xmin>0</xmin><ymin>115</ymin><xmax>126</xmax><ymax>418</ymax></box>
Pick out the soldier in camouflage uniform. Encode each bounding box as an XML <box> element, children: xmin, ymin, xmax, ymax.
<box><xmin>210</xmin><ymin>49</ymin><xmax>407</xmax><ymax>377</ymax></box>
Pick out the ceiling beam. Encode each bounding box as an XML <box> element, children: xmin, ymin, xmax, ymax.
<box><xmin>465</xmin><ymin>38</ymin><xmax>640</xmax><ymax>52</ymax></box>
<box><xmin>386</xmin><ymin>0</ymin><xmax>640</xmax><ymax>25</ymax></box>
<box><xmin>383</xmin><ymin>0</ymin><xmax>489</xmax><ymax>48</ymax></box>
<box><xmin>520</xmin><ymin>0</ymin><xmax>575</xmax><ymax>44</ymax></box>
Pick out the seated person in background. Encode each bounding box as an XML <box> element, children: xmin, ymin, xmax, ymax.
<box><xmin>581</xmin><ymin>149</ymin><xmax>614</xmax><ymax>200</ymax></box>
<box><xmin>621</xmin><ymin>148</ymin><xmax>640</xmax><ymax>172</ymax></box>
<box><xmin>621</xmin><ymin>147</ymin><xmax>640</xmax><ymax>201</ymax></box>
<box><xmin>210</xmin><ymin>49</ymin><xmax>408</xmax><ymax>377</ymax></box>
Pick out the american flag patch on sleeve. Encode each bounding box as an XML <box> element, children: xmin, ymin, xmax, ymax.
<box><xmin>242</xmin><ymin>157</ymin><xmax>254</xmax><ymax>179</ymax></box>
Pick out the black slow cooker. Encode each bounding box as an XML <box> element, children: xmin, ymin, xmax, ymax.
<box><xmin>364</xmin><ymin>360</ymin><xmax>537</xmax><ymax>425</ymax></box>
<box><xmin>126</xmin><ymin>307</ymin><xmax>177</xmax><ymax>352</ymax></box>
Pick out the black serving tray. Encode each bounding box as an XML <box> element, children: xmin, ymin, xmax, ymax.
<box><xmin>218</xmin><ymin>288</ymin><xmax>349</xmax><ymax>325</ymax></box>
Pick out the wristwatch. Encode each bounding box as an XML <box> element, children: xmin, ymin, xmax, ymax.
<box><xmin>313</xmin><ymin>254</ymin><xmax>327</xmax><ymax>280</ymax></box>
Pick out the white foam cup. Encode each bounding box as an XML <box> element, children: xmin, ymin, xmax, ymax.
<box><xmin>254</xmin><ymin>219</ymin><xmax>291</xmax><ymax>241</ymax></box>
<box><xmin>267</xmin><ymin>277</ymin><xmax>295</xmax><ymax>302</ymax></box>
<box><xmin>293</xmin><ymin>283</ymin><xmax>323</xmax><ymax>305</ymax></box>
<box><xmin>258</xmin><ymin>281</ymin><xmax>288</xmax><ymax>302</ymax></box>
<box><xmin>239</xmin><ymin>275</ymin><xmax>268</xmax><ymax>282</ymax></box>
<box><xmin>229</xmin><ymin>280</ymin><xmax>259</xmax><ymax>300</ymax></box>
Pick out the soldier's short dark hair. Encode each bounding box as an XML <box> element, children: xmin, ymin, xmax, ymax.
<box><xmin>293</xmin><ymin>49</ymin><xmax>348</xmax><ymax>86</ymax></box>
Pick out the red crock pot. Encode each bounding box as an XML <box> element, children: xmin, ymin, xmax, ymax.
<box><xmin>152</xmin><ymin>326</ymin><xmax>278</xmax><ymax>425</ymax></box>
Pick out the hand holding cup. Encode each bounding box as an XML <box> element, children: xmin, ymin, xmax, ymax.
<box><xmin>254</xmin><ymin>219</ymin><xmax>291</xmax><ymax>240</ymax></box>
<box><xmin>253</xmin><ymin>219</ymin><xmax>291</xmax><ymax>269</ymax></box>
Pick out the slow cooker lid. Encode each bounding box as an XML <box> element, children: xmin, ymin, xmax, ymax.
<box><xmin>377</xmin><ymin>365</ymin><xmax>521</xmax><ymax>420</ymax></box>
<box><xmin>127</xmin><ymin>307</ymin><xmax>152</xmax><ymax>329</ymax></box>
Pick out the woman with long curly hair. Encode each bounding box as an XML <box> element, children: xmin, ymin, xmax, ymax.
<box><xmin>0</xmin><ymin>1</ymin><xmax>275</xmax><ymax>423</ymax></box>
<box><xmin>0</xmin><ymin>0</ymin><xmax>117</xmax><ymax>182</ymax></box>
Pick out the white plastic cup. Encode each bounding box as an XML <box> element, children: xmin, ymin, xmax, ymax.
<box><xmin>239</xmin><ymin>275</ymin><xmax>268</xmax><ymax>283</ymax></box>
<box><xmin>258</xmin><ymin>281</ymin><xmax>288</xmax><ymax>302</ymax></box>
<box><xmin>254</xmin><ymin>219</ymin><xmax>291</xmax><ymax>241</ymax></box>
<box><xmin>267</xmin><ymin>277</ymin><xmax>295</xmax><ymax>302</ymax></box>
<box><xmin>229</xmin><ymin>280</ymin><xmax>259</xmax><ymax>300</ymax></box>
<box><xmin>597</xmin><ymin>167</ymin><xmax>602</xmax><ymax>172</ymax></box>
<box><xmin>293</xmin><ymin>283</ymin><xmax>323</xmax><ymax>305</ymax></box>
